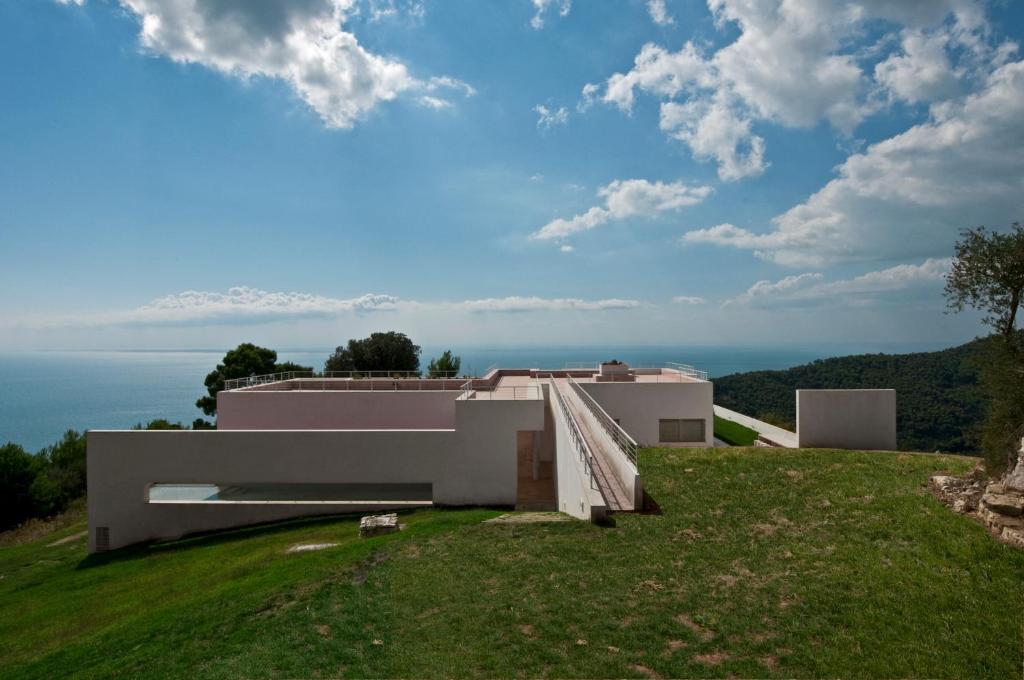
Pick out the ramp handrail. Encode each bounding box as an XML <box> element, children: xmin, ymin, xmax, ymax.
<box><xmin>566</xmin><ymin>375</ymin><xmax>639</xmax><ymax>464</ymax></box>
<box><xmin>549</xmin><ymin>380</ymin><xmax>598</xmax><ymax>491</ymax></box>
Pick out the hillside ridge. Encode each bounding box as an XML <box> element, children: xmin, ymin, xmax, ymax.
<box><xmin>714</xmin><ymin>337</ymin><xmax>993</xmax><ymax>454</ymax></box>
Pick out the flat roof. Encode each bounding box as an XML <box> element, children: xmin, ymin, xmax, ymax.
<box><xmin>223</xmin><ymin>363</ymin><xmax>708</xmax><ymax>392</ymax></box>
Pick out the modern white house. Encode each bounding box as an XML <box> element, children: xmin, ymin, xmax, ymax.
<box><xmin>87</xmin><ymin>362</ymin><xmax>714</xmax><ymax>552</ymax></box>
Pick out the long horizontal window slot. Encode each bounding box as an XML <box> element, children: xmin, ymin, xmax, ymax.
<box><xmin>148</xmin><ymin>482</ymin><xmax>432</xmax><ymax>504</ymax></box>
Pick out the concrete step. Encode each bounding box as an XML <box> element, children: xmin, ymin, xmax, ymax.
<box><xmin>515</xmin><ymin>501</ymin><xmax>558</xmax><ymax>511</ymax></box>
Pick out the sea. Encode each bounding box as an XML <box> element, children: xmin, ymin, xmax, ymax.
<box><xmin>0</xmin><ymin>342</ymin><xmax>945</xmax><ymax>452</ymax></box>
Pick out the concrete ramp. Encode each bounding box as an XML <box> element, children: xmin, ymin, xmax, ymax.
<box><xmin>551</xmin><ymin>378</ymin><xmax>640</xmax><ymax>513</ymax></box>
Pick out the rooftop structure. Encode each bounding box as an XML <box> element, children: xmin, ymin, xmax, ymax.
<box><xmin>87</xmin><ymin>361</ymin><xmax>713</xmax><ymax>552</ymax></box>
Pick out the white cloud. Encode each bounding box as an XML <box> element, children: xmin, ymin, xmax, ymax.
<box><xmin>14</xmin><ymin>287</ymin><xmax>649</xmax><ymax>329</ymax></box>
<box><xmin>577</xmin><ymin>82</ymin><xmax>600</xmax><ymax>112</ymax></box>
<box><xmin>56</xmin><ymin>0</ymin><xmax>86</xmax><ymax>5</ymax></box>
<box><xmin>672</xmin><ymin>295</ymin><xmax>706</xmax><ymax>305</ymax></box>
<box><xmin>364</xmin><ymin>0</ymin><xmax>425</xmax><ymax>23</ymax></box>
<box><xmin>425</xmin><ymin>75</ymin><xmax>477</xmax><ymax>98</ymax></box>
<box><xmin>660</xmin><ymin>95</ymin><xmax>766</xmax><ymax>180</ymax></box>
<box><xmin>418</xmin><ymin>96</ymin><xmax>453</xmax><ymax>110</ymax></box>
<box><xmin>76</xmin><ymin>0</ymin><xmax>471</xmax><ymax>129</ymax></box>
<box><xmin>534</xmin><ymin>104</ymin><xmax>569</xmax><ymax>129</ymax></box>
<box><xmin>727</xmin><ymin>258</ymin><xmax>950</xmax><ymax>306</ymax></box>
<box><xmin>683</xmin><ymin>59</ymin><xmax>1024</xmax><ymax>266</ymax></box>
<box><xmin>589</xmin><ymin>0</ymin><xmax>997</xmax><ymax>180</ymax></box>
<box><xmin>559</xmin><ymin>244</ymin><xmax>575</xmax><ymax>253</ymax></box>
<box><xmin>453</xmin><ymin>296</ymin><xmax>641</xmax><ymax>313</ymax></box>
<box><xmin>530</xmin><ymin>0</ymin><xmax>571</xmax><ymax>29</ymax></box>
<box><xmin>604</xmin><ymin>42</ymin><xmax>709</xmax><ymax>114</ymax></box>
<box><xmin>728</xmin><ymin>272</ymin><xmax>824</xmax><ymax>305</ymax></box>
<box><xmin>647</xmin><ymin>0</ymin><xmax>673</xmax><ymax>26</ymax></box>
<box><xmin>532</xmin><ymin>178</ymin><xmax>713</xmax><ymax>241</ymax></box>
<box><xmin>102</xmin><ymin>287</ymin><xmax>399</xmax><ymax>326</ymax></box>
<box><xmin>874</xmin><ymin>30</ymin><xmax>962</xmax><ymax>104</ymax></box>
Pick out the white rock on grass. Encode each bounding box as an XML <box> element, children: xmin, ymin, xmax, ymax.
<box><xmin>360</xmin><ymin>513</ymin><xmax>400</xmax><ymax>538</ymax></box>
<box><xmin>287</xmin><ymin>543</ymin><xmax>339</xmax><ymax>554</ymax></box>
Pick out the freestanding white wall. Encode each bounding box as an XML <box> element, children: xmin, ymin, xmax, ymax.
<box><xmin>548</xmin><ymin>396</ymin><xmax>607</xmax><ymax>522</ymax></box>
<box><xmin>87</xmin><ymin>396</ymin><xmax>544</xmax><ymax>552</ymax></box>
<box><xmin>796</xmin><ymin>389</ymin><xmax>897</xmax><ymax>450</ymax></box>
<box><xmin>580</xmin><ymin>381</ymin><xmax>714</xmax><ymax>447</ymax></box>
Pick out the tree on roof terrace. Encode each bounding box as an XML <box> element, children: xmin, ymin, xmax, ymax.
<box><xmin>196</xmin><ymin>343</ymin><xmax>313</xmax><ymax>416</ymax></box>
<box><xmin>324</xmin><ymin>332</ymin><xmax>421</xmax><ymax>376</ymax></box>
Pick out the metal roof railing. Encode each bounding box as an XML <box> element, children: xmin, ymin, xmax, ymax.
<box><xmin>459</xmin><ymin>380</ymin><xmax>542</xmax><ymax>400</ymax></box>
<box><xmin>224</xmin><ymin>369</ymin><xmax>462</xmax><ymax>391</ymax></box>
<box><xmin>223</xmin><ymin>371</ymin><xmax>314</xmax><ymax>391</ymax></box>
<box><xmin>665</xmin><ymin>362</ymin><xmax>709</xmax><ymax>381</ymax></box>
<box><xmin>566</xmin><ymin>375</ymin><xmax>638</xmax><ymax>464</ymax></box>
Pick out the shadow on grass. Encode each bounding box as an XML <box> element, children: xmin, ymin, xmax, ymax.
<box><xmin>74</xmin><ymin>508</ymin><xmax>417</xmax><ymax>571</ymax></box>
<box><xmin>637</xmin><ymin>490</ymin><xmax>663</xmax><ymax>515</ymax></box>
<box><xmin>75</xmin><ymin>505</ymin><xmax>510</xmax><ymax>570</ymax></box>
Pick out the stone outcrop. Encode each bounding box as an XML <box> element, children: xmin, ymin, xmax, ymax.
<box><xmin>930</xmin><ymin>471</ymin><xmax>985</xmax><ymax>514</ymax></box>
<box><xmin>359</xmin><ymin>513</ymin><xmax>400</xmax><ymax>538</ymax></box>
<box><xmin>931</xmin><ymin>437</ymin><xmax>1024</xmax><ymax>549</ymax></box>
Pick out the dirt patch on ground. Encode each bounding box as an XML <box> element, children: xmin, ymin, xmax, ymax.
<box><xmin>351</xmin><ymin>550</ymin><xmax>388</xmax><ymax>585</ymax></box>
<box><xmin>48</xmin><ymin>530</ymin><xmax>87</xmax><ymax>547</ymax></box>
<box><xmin>662</xmin><ymin>639</ymin><xmax>687</xmax><ymax>656</ymax></box>
<box><xmin>778</xmin><ymin>594</ymin><xmax>803</xmax><ymax>610</ymax></box>
<box><xmin>315</xmin><ymin>624</ymin><xmax>331</xmax><ymax>637</ymax></box>
<box><xmin>675</xmin><ymin>614</ymin><xmax>714</xmax><ymax>641</ymax></box>
<box><xmin>672</xmin><ymin>528</ymin><xmax>704</xmax><ymax>541</ymax></box>
<box><xmin>747</xmin><ymin>630</ymin><xmax>778</xmax><ymax>644</ymax></box>
<box><xmin>518</xmin><ymin>624</ymin><xmax>535</xmax><ymax>638</ymax></box>
<box><xmin>637</xmin><ymin>579</ymin><xmax>665</xmax><ymax>592</ymax></box>
<box><xmin>629</xmin><ymin>663</ymin><xmax>663</xmax><ymax>679</ymax></box>
<box><xmin>692</xmin><ymin>651</ymin><xmax>731</xmax><ymax>666</ymax></box>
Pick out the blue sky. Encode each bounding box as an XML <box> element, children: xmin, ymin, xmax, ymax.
<box><xmin>1</xmin><ymin>0</ymin><xmax>1022</xmax><ymax>350</ymax></box>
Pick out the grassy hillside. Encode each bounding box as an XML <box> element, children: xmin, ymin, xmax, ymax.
<box><xmin>714</xmin><ymin>338</ymin><xmax>992</xmax><ymax>454</ymax></box>
<box><xmin>2</xmin><ymin>448</ymin><xmax>1021</xmax><ymax>678</ymax></box>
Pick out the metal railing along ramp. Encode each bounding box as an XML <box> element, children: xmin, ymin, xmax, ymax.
<box><xmin>550</xmin><ymin>378</ymin><xmax>636</xmax><ymax>513</ymax></box>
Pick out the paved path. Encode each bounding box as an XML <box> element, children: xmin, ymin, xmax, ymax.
<box><xmin>714</xmin><ymin>405</ymin><xmax>798</xmax><ymax>448</ymax></box>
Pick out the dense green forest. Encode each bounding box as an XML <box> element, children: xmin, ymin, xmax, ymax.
<box><xmin>714</xmin><ymin>337</ymin><xmax>995</xmax><ymax>454</ymax></box>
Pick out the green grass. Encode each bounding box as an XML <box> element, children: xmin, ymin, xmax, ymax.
<box><xmin>714</xmin><ymin>415</ymin><xmax>760</xmax><ymax>446</ymax></box>
<box><xmin>1</xmin><ymin>448</ymin><xmax>1021</xmax><ymax>678</ymax></box>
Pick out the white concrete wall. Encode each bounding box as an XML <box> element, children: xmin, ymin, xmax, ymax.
<box><xmin>449</xmin><ymin>397</ymin><xmax>545</xmax><ymax>505</ymax></box>
<box><xmin>549</xmin><ymin>397</ymin><xmax>607</xmax><ymax>522</ymax></box>
<box><xmin>87</xmin><ymin>397</ymin><xmax>544</xmax><ymax>552</ymax></box>
<box><xmin>581</xmin><ymin>381</ymin><xmax>714</xmax><ymax>447</ymax></box>
<box><xmin>796</xmin><ymin>389</ymin><xmax>897</xmax><ymax>450</ymax></box>
<box><xmin>217</xmin><ymin>390</ymin><xmax>458</xmax><ymax>430</ymax></box>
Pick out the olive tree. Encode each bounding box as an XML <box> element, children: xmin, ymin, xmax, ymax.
<box><xmin>945</xmin><ymin>222</ymin><xmax>1024</xmax><ymax>472</ymax></box>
